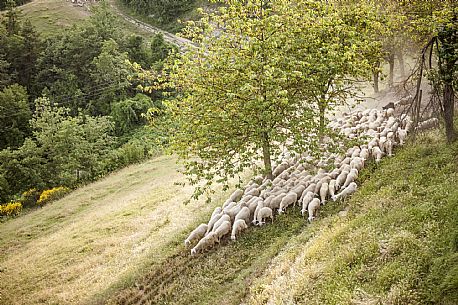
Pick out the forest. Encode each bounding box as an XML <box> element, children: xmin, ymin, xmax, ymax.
<box><xmin>0</xmin><ymin>2</ymin><xmax>174</xmax><ymax>205</ymax></box>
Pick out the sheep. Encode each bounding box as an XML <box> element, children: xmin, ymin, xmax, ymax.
<box><xmin>332</xmin><ymin>182</ymin><xmax>357</xmax><ymax>201</ymax></box>
<box><xmin>314</xmin><ymin>176</ymin><xmax>331</xmax><ymax>194</ymax></box>
<box><xmin>225</xmin><ymin>205</ymin><xmax>242</xmax><ymax>222</ymax></box>
<box><xmin>301</xmin><ymin>191</ymin><xmax>315</xmax><ymax>216</ymax></box>
<box><xmin>372</xmin><ymin>146</ymin><xmax>383</xmax><ymax>163</ymax></box>
<box><xmin>214</xmin><ymin>221</ymin><xmax>232</xmax><ymax>242</ymax></box>
<box><xmin>360</xmin><ymin>148</ymin><xmax>369</xmax><ymax>160</ymax></box>
<box><xmin>211</xmin><ymin>207</ymin><xmax>222</xmax><ymax>219</ymax></box>
<box><xmin>257</xmin><ymin>207</ymin><xmax>274</xmax><ymax>225</ymax></box>
<box><xmin>191</xmin><ymin>232</ymin><xmax>218</xmax><ymax>256</ymax></box>
<box><xmin>342</xmin><ymin>169</ymin><xmax>357</xmax><ymax>188</ymax></box>
<box><xmin>272</xmin><ymin>162</ymin><xmax>288</xmax><ymax>177</ymax></box>
<box><xmin>185</xmin><ymin>223</ymin><xmax>208</xmax><ymax>246</ymax></box>
<box><xmin>320</xmin><ymin>182</ymin><xmax>329</xmax><ymax>205</ymax></box>
<box><xmin>397</xmin><ymin>128</ymin><xmax>407</xmax><ymax>145</ymax></box>
<box><xmin>300</xmin><ymin>183</ymin><xmax>316</xmax><ymax>202</ymax></box>
<box><xmin>335</xmin><ymin>170</ymin><xmax>349</xmax><ymax>190</ymax></box>
<box><xmin>252</xmin><ymin>200</ymin><xmax>264</xmax><ymax>225</ymax></box>
<box><xmin>307</xmin><ymin>198</ymin><xmax>321</xmax><ymax>222</ymax></box>
<box><xmin>231</xmin><ymin>219</ymin><xmax>248</xmax><ymax>240</ymax></box>
<box><xmin>228</xmin><ymin>189</ymin><xmax>244</xmax><ymax>203</ymax></box>
<box><xmin>416</xmin><ymin>117</ymin><xmax>439</xmax><ymax>131</ymax></box>
<box><xmin>234</xmin><ymin>206</ymin><xmax>251</xmax><ymax>225</ymax></box>
<box><xmin>206</xmin><ymin>212</ymin><xmax>223</xmax><ymax>233</ymax></box>
<box><xmin>290</xmin><ymin>184</ymin><xmax>306</xmax><ymax>199</ymax></box>
<box><xmin>244</xmin><ymin>183</ymin><xmax>259</xmax><ymax>195</ymax></box>
<box><xmin>329</xmin><ymin>179</ymin><xmax>336</xmax><ymax>198</ymax></box>
<box><xmin>350</xmin><ymin>157</ymin><xmax>364</xmax><ymax>171</ymax></box>
<box><xmin>278</xmin><ymin>192</ymin><xmax>298</xmax><ymax>214</ymax></box>
<box><xmin>385</xmin><ymin>138</ymin><xmax>393</xmax><ymax>156</ymax></box>
<box><xmin>268</xmin><ymin>192</ymin><xmax>287</xmax><ymax>210</ymax></box>
<box><xmin>212</xmin><ymin>214</ymin><xmax>231</xmax><ymax>232</ymax></box>
<box><xmin>245</xmin><ymin>187</ymin><xmax>260</xmax><ymax>197</ymax></box>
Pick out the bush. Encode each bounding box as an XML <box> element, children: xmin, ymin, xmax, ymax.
<box><xmin>19</xmin><ymin>188</ymin><xmax>41</xmax><ymax>208</ymax></box>
<box><xmin>0</xmin><ymin>202</ymin><xmax>23</xmax><ymax>217</ymax></box>
<box><xmin>36</xmin><ymin>186</ymin><xmax>70</xmax><ymax>206</ymax></box>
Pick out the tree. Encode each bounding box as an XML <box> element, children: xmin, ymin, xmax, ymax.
<box><xmin>89</xmin><ymin>39</ymin><xmax>133</xmax><ymax>115</ymax></box>
<box><xmin>156</xmin><ymin>0</ymin><xmax>379</xmax><ymax>201</ymax></box>
<box><xmin>0</xmin><ymin>84</ymin><xmax>31</xmax><ymax>149</ymax></box>
<box><xmin>397</xmin><ymin>0</ymin><xmax>457</xmax><ymax>143</ymax></box>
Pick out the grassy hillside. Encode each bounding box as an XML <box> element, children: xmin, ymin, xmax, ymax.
<box><xmin>0</xmin><ymin>156</ymin><xmax>231</xmax><ymax>304</ymax></box>
<box><xmin>18</xmin><ymin>0</ymin><xmax>90</xmax><ymax>35</ymax></box>
<box><xmin>104</xmin><ymin>130</ymin><xmax>457</xmax><ymax>305</ymax></box>
<box><xmin>13</xmin><ymin>0</ymin><xmax>151</xmax><ymax>36</ymax></box>
<box><xmin>1</xmin><ymin>129</ymin><xmax>456</xmax><ymax>305</ymax></box>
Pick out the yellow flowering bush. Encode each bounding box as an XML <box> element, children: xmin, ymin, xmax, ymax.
<box><xmin>20</xmin><ymin>188</ymin><xmax>41</xmax><ymax>208</ymax></box>
<box><xmin>37</xmin><ymin>186</ymin><xmax>70</xmax><ymax>206</ymax></box>
<box><xmin>0</xmin><ymin>202</ymin><xmax>23</xmax><ymax>216</ymax></box>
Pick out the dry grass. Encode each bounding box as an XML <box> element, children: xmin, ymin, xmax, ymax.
<box><xmin>0</xmin><ymin>155</ymin><xmax>225</xmax><ymax>305</ymax></box>
<box><xmin>18</xmin><ymin>0</ymin><xmax>91</xmax><ymax>35</ymax></box>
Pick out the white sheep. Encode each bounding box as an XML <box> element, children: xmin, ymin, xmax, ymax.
<box><xmin>231</xmin><ymin>219</ymin><xmax>248</xmax><ymax>240</ymax></box>
<box><xmin>191</xmin><ymin>232</ymin><xmax>218</xmax><ymax>256</ymax></box>
<box><xmin>278</xmin><ymin>192</ymin><xmax>298</xmax><ymax>214</ymax></box>
<box><xmin>214</xmin><ymin>220</ymin><xmax>232</xmax><ymax>242</ymax></box>
<box><xmin>212</xmin><ymin>214</ymin><xmax>231</xmax><ymax>232</ymax></box>
<box><xmin>372</xmin><ymin>146</ymin><xmax>383</xmax><ymax>163</ymax></box>
<box><xmin>252</xmin><ymin>200</ymin><xmax>264</xmax><ymax>225</ymax></box>
<box><xmin>268</xmin><ymin>192</ymin><xmax>287</xmax><ymax>210</ymax></box>
<box><xmin>329</xmin><ymin>179</ymin><xmax>336</xmax><ymax>198</ymax></box>
<box><xmin>228</xmin><ymin>189</ymin><xmax>244</xmax><ymax>203</ymax></box>
<box><xmin>206</xmin><ymin>212</ymin><xmax>223</xmax><ymax>233</ymax></box>
<box><xmin>320</xmin><ymin>182</ymin><xmax>329</xmax><ymax>205</ymax></box>
<box><xmin>332</xmin><ymin>182</ymin><xmax>357</xmax><ymax>201</ymax></box>
<box><xmin>307</xmin><ymin>198</ymin><xmax>321</xmax><ymax>222</ymax></box>
<box><xmin>234</xmin><ymin>206</ymin><xmax>251</xmax><ymax>225</ymax></box>
<box><xmin>257</xmin><ymin>207</ymin><xmax>273</xmax><ymax>225</ymax></box>
<box><xmin>397</xmin><ymin>128</ymin><xmax>407</xmax><ymax>145</ymax></box>
<box><xmin>185</xmin><ymin>223</ymin><xmax>208</xmax><ymax>246</ymax></box>
<box><xmin>301</xmin><ymin>191</ymin><xmax>315</xmax><ymax>216</ymax></box>
<box><xmin>335</xmin><ymin>170</ymin><xmax>349</xmax><ymax>190</ymax></box>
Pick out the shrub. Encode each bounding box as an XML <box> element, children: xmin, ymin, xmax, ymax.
<box><xmin>0</xmin><ymin>202</ymin><xmax>23</xmax><ymax>217</ymax></box>
<box><xmin>36</xmin><ymin>186</ymin><xmax>70</xmax><ymax>206</ymax></box>
<box><xmin>19</xmin><ymin>188</ymin><xmax>41</xmax><ymax>208</ymax></box>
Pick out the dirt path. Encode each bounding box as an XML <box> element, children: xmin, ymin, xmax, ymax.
<box><xmin>109</xmin><ymin>1</ymin><xmax>196</xmax><ymax>51</ymax></box>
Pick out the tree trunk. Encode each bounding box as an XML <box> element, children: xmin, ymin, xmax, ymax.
<box><xmin>443</xmin><ymin>83</ymin><xmax>457</xmax><ymax>143</ymax></box>
<box><xmin>388</xmin><ymin>53</ymin><xmax>395</xmax><ymax>88</ymax></box>
<box><xmin>373</xmin><ymin>61</ymin><xmax>380</xmax><ymax>93</ymax></box>
<box><xmin>262</xmin><ymin>132</ymin><xmax>273</xmax><ymax>180</ymax></box>
<box><xmin>397</xmin><ymin>51</ymin><xmax>405</xmax><ymax>78</ymax></box>
<box><xmin>319</xmin><ymin>96</ymin><xmax>326</xmax><ymax>136</ymax></box>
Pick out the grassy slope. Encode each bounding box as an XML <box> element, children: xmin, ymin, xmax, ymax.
<box><xmin>0</xmin><ymin>156</ymin><xmax>230</xmax><ymax>305</ymax></box>
<box><xmin>13</xmin><ymin>0</ymin><xmax>151</xmax><ymax>37</ymax></box>
<box><xmin>102</xmin><ymin>130</ymin><xmax>457</xmax><ymax>305</ymax></box>
<box><xmin>18</xmin><ymin>0</ymin><xmax>90</xmax><ymax>35</ymax></box>
<box><xmin>246</xmin><ymin>131</ymin><xmax>458</xmax><ymax>305</ymax></box>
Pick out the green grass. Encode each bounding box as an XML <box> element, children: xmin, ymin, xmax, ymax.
<box><xmin>247</xmin><ymin>130</ymin><xmax>458</xmax><ymax>305</ymax></box>
<box><xmin>17</xmin><ymin>0</ymin><xmax>91</xmax><ymax>36</ymax></box>
<box><xmin>96</xmin><ymin>129</ymin><xmax>457</xmax><ymax>305</ymax></box>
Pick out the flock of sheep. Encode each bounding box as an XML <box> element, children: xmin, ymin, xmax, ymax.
<box><xmin>185</xmin><ymin>106</ymin><xmax>417</xmax><ymax>256</ymax></box>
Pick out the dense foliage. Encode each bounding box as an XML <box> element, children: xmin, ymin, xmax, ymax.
<box><xmin>156</xmin><ymin>0</ymin><xmax>384</xmax><ymax>201</ymax></box>
<box><xmin>0</xmin><ymin>2</ymin><xmax>173</xmax><ymax>204</ymax></box>
<box><xmin>120</xmin><ymin>0</ymin><xmax>195</xmax><ymax>24</ymax></box>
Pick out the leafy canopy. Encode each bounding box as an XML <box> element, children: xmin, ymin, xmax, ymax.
<box><xmin>159</xmin><ymin>0</ymin><xmax>382</xmax><ymax>202</ymax></box>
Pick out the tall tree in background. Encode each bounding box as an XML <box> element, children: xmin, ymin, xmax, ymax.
<box><xmin>0</xmin><ymin>84</ymin><xmax>31</xmax><ymax>149</ymax></box>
